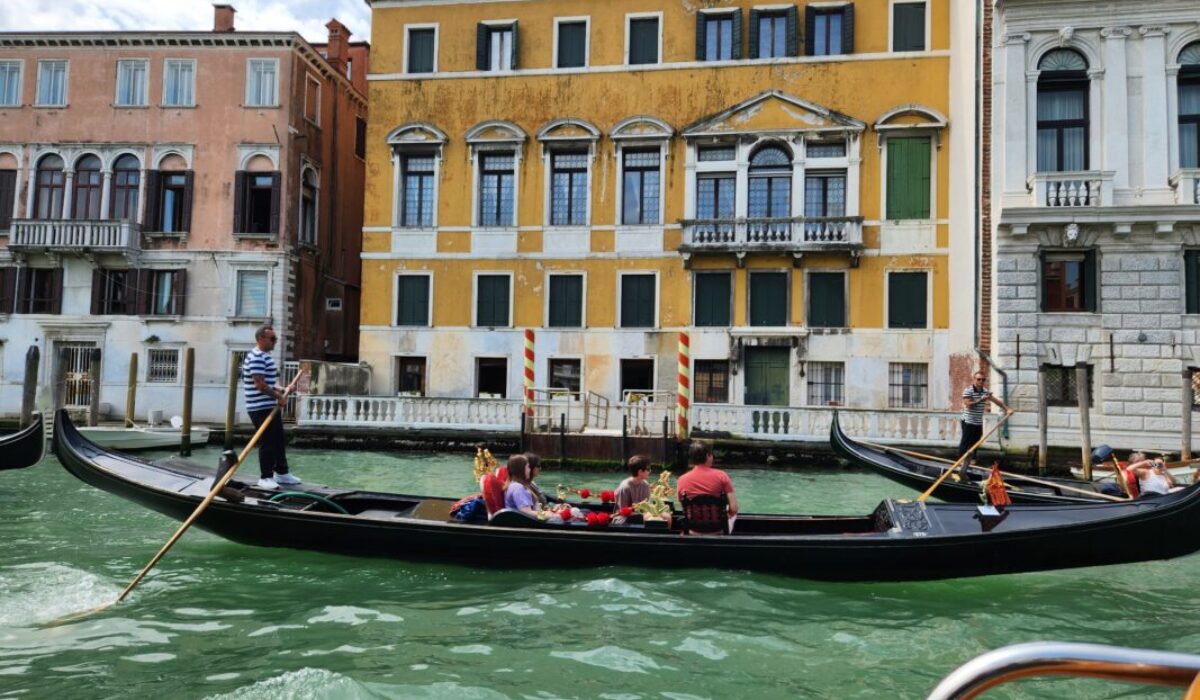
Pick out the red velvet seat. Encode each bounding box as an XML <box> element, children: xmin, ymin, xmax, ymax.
<box><xmin>679</xmin><ymin>493</ymin><xmax>730</xmax><ymax>535</ymax></box>
<box><xmin>481</xmin><ymin>468</ymin><xmax>507</xmax><ymax>518</ymax></box>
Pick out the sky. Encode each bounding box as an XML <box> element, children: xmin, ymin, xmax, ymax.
<box><xmin>0</xmin><ymin>0</ymin><xmax>372</xmax><ymax>45</ymax></box>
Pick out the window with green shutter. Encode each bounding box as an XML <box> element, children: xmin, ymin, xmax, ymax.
<box><xmin>892</xmin><ymin>1</ymin><xmax>926</xmax><ymax>52</ymax></box>
<box><xmin>557</xmin><ymin>21</ymin><xmax>587</xmax><ymax>68</ymax></box>
<box><xmin>808</xmin><ymin>272</ymin><xmax>846</xmax><ymax>327</ymax></box>
<box><xmin>628</xmin><ymin>18</ymin><xmax>660</xmax><ymax>65</ymax></box>
<box><xmin>1187</xmin><ymin>251</ymin><xmax>1200</xmax><ymax>314</ymax></box>
<box><xmin>888</xmin><ymin>272</ymin><xmax>927</xmax><ymax>329</ymax></box>
<box><xmin>886</xmin><ymin>137</ymin><xmax>931</xmax><ymax>220</ymax></box>
<box><xmin>396</xmin><ymin>275</ymin><xmax>430</xmax><ymax>326</ymax></box>
<box><xmin>749</xmin><ymin>272</ymin><xmax>788</xmax><ymax>327</ymax></box>
<box><xmin>694</xmin><ymin>272</ymin><xmax>731</xmax><ymax>327</ymax></box>
<box><xmin>548</xmin><ymin>274</ymin><xmax>583</xmax><ymax>327</ymax></box>
<box><xmin>475</xmin><ymin>274</ymin><xmax>510</xmax><ymax>327</ymax></box>
<box><xmin>620</xmin><ymin>274</ymin><xmax>656</xmax><ymax>328</ymax></box>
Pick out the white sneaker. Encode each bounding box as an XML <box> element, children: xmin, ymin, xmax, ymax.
<box><xmin>274</xmin><ymin>472</ymin><xmax>302</xmax><ymax>486</ymax></box>
<box><xmin>256</xmin><ymin>477</ymin><xmax>279</xmax><ymax>490</ymax></box>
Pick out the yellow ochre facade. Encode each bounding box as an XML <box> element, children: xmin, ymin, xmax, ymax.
<box><xmin>360</xmin><ymin>0</ymin><xmax>978</xmax><ymax>411</ymax></box>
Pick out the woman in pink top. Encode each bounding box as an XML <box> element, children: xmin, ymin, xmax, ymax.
<box><xmin>676</xmin><ymin>441</ymin><xmax>738</xmax><ymax>516</ymax></box>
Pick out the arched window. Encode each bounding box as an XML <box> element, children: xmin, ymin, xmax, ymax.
<box><xmin>1036</xmin><ymin>49</ymin><xmax>1089</xmax><ymax>172</ymax></box>
<box><xmin>111</xmin><ymin>154</ymin><xmax>140</xmax><ymax>221</ymax></box>
<box><xmin>748</xmin><ymin>145</ymin><xmax>792</xmax><ymax>219</ymax></box>
<box><xmin>1179</xmin><ymin>42</ymin><xmax>1200</xmax><ymax>168</ymax></box>
<box><xmin>299</xmin><ymin>168</ymin><xmax>317</xmax><ymax>245</ymax></box>
<box><xmin>34</xmin><ymin>154</ymin><xmax>65</xmax><ymax>219</ymax></box>
<box><xmin>72</xmin><ymin>155</ymin><xmax>103</xmax><ymax>219</ymax></box>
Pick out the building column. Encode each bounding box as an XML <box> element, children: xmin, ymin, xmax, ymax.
<box><xmin>61</xmin><ymin>171</ymin><xmax>74</xmax><ymax>219</ymax></box>
<box><xmin>99</xmin><ymin>170</ymin><xmax>113</xmax><ymax>219</ymax></box>
<box><xmin>1101</xmin><ymin>27</ymin><xmax>1130</xmax><ymax>190</ymax></box>
<box><xmin>1141</xmin><ymin>26</ymin><xmax>1170</xmax><ymax>188</ymax></box>
<box><xmin>25</xmin><ymin>160</ymin><xmax>37</xmax><ymax>217</ymax></box>
<box><xmin>1167</xmin><ymin>65</ymin><xmax>1182</xmax><ymax>177</ymax></box>
<box><xmin>1001</xmin><ymin>33</ymin><xmax>1030</xmax><ymax>194</ymax></box>
<box><xmin>846</xmin><ymin>133</ymin><xmax>861</xmax><ymax>217</ymax></box>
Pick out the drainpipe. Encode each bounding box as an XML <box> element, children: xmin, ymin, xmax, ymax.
<box><xmin>977</xmin><ymin>347</ymin><xmax>1009</xmax><ymax>440</ymax></box>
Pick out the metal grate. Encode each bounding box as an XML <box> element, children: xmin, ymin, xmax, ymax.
<box><xmin>807</xmin><ymin>361</ymin><xmax>845</xmax><ymax>406</ymax></box>
<box><xmin>1044</xmin><ymin>365</ymin><xmax>1093</xmax><ymax>407</ymax></box>
<box><xmin>694</xmin><ymin>360</ymin><xmax>729</xmax><ymax>403</ymax></box>
<box><xmin>147</xmin><ymin>348</ymin><xmax>179</xmax><ymax>383</ymax></box>
<box><xmin>1192</xmin><ymin>370</ymin><xmax>1200</xmax><ymax>409</ymax></box>
<box><xmin>888</xmin><ymin>362</ymin><xmax>928</xmax><ymax>408</ymax></box>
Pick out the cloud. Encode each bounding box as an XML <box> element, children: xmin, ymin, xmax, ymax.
<box><xmin>0</xmin><ymin>0</ymin><xmax>372</xmax><ymax>44</ymax></box>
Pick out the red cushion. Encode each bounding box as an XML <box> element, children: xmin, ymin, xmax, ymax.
<box><xmin>481</xmin><ymin>473</ymin><xmax>506</xmax><ymax>516</ymax></box>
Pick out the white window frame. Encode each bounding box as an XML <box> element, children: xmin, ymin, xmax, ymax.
<box><xmin>547</xmin><ymin>355</ymin><xmax>585</xmax><ymax>396</ymax></box>
<box><xmin>395</xmin><ymin>149</ymin><xmax>441</xmax><ymax>230</ymax></box>
<box><xmin>244</xmin><ymin>58</ymin><xmax>279</xmax><ymax>108</ymax></box>
<box><xmin>304</xmin><ymin>73</ymin><xmax>321</xmax><ymax>125</ymax></box>
<box><xmin>471</xmin><ymin>270</ymin><xmax>514</xmax><ymax>328</ymax></box>
<box><xmin>805</xmin><ymin>360</ymin><xmax>846</xmax><ymax>406</ymax></box>
<box><xmin>161</xmin><ymin>58</ymin><xmax>196</xmax><ymax>107</ymax></box>
<box><xmin>392</xmin><ymin>271</ymin><xmax>434</xmax><ymax>328</ymax></box>
<box><xmin>114</xmin><ymin>58</ymin><xmax>149</xmax><ymax>107</ymax></box>
<box><xmin>403</xmin><ymin>24</ymin><xmax>440</xmax><ymax>74</ymax></box>
<box><xmin>624</xmin><ymin>12</ymin><xmax>664</xmax><ymax>66</ymax></box>
<box><xmin>146</xmin><ymin>346</ymin><xmax>183</xmax><ymax>385</ymax></box>
<box><xmin>553</xmin><ymin>16</ymin><xmax>591</xmax><ymax>69</ymax></box>
<box><xmin>233</xmin><ymin>268</ymin><xmax>271</xmax><ymax>319</ymax></box>
<box><xmin>473</xmin><ymin>354</ymin><xmax>511</xmax><ymax>399</ymax></box>
<box><xmin>619</xmin><ymin>356</ymin><xmax>658</xmax><ymax>400</ymax></box>
<box><xmin>0</xmin><ymin>59</ymin><xmax>24</xmax><ymax>107</ymax></box>
<box><xmin>479</xmin><ymin>19</ymin><xmax>516</xmax><ymax>72</ymax></box>
<box><xmin>883</xmin><ymin>269</ymin><xmax>933</xmax><ymax>330</ymax></box>
<box><xmin>615</xmin><ymin>142</ymin><xmax>667</xmax><ymax>229</ymax></box>
<box><xmin>878</xmin><ymin>131</ymin><xmax>937</xmax><ymax>223</ymax></box>
<box><xmin>888</xmin><ymin>361</ymin><xmax>930</xmax><ymax>409</ymax></box>
<box><xmin>471</xmin><ymin>146</ymin><xmax>520</xmax><ymax>229</ymax></box>
<box><xmin>393</xmin><ymin>353</ymin><xmax>429</xmax><ymax>396</ymax></box>
<box><xmin>616</xmin><ymin>270</ymin><xmax>660</xmax><ymax>329</ymax></box>
<box><xmin>888</xmin><ymin>0</ymin><xmax>930</xmax><ymax>53</ymax></box>
<box><xmin>542</xmin><ymin>145</ymin><xmax>594</xmax><ymax>229</ymax></box>
<box><xmin>697</xmin><ymin>9</ymin><xmax>739</xmax><ymax>62</ymax></box>
<box><xmin>298</xmin><ymin>165</ymin><xmax>320</xmax><ymax>246</ymax></box>
<box><xmin>544</xmin><ymin>270</ymin><xmax>588</xmax><ymax>329</ymax></box>
<box><xmin>35</xmin><ymin>59</ymin><xmax>68</xmax><ymax>107</ymax></box>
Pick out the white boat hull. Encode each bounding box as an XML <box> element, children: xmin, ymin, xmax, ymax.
<box><xmin>75</xmin><ymin>426</ymin><xmax>212</xmax><ymax>451</ymax></box>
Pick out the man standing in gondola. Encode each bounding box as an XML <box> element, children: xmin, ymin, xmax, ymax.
<box><xmin>959</xmin><ymin>369</ymin><xmax>1008</xmax><ymax>466</ymax></box>
<box><xmin>243</xmin><ymin>325</ymin><xmax>302</xmax><ymax>491</ymax></box>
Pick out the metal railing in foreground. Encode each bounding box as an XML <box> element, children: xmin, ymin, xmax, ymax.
<box><xmin>927</xmin><ymin>642</ymin><xmax>1200</xmax><ymax>700</ymax></box>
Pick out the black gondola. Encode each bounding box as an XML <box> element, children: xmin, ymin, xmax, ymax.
<box><xmin>830</xmin><ymin>412</ymin><xmax>1114</xmax><ymax>505</ymax></box>
<box><xmin>54</xmin><ymin>410</ymin><xmax>1200</xmax><ymax>581</ymax></box>
<box><xmin>1</xmin><ymin>413</ymin><xmax>45</xmax><ymax>471</ymax></box>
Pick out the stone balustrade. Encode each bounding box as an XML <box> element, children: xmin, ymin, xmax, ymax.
<box><xmin>299</xmin><ymin>395</ymin><xmax>524</xmax><ymax>431</ymax></box>
<box><xmin>10</xmin><ymin>219</ymin><xmax>141</xmax><ymax>253</ymax></box>
<box><xmin>1027</xmin><ymin>171</ymin><xmax>1113</xmax><ymax>207</ymax></box>
<box><xmin>681</xmin><ymin>216</ymin><xmax>863</xmax><ymax>252</ymax></box>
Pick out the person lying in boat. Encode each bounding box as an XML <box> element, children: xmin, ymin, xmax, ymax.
<box><xmin>503</xmin><ymin>454</ymin><xmax>542</xmax><ymax>515</ymax></box>
<box><xmin>1125</xmin><ymin>452</ymin><xmax>1182</xmax><ymax>496</ymax></box>
<box><xmin>677</xmin><ymin>440</ymin><xmax>738</xmax><ymax>532</ymax></box>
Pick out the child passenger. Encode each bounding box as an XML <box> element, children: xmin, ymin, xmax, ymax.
<box><xmin>615</xmin><ymin>455</ymin><xmax>653</xmax><ymax>510</ymax></box>
<box><xmin>503</xmin><ymin>454</ymin><xmax>541</xmax><ymax>514</ymax></box>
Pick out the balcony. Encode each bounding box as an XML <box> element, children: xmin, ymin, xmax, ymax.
<box><xmin>9</xmin><ymin>219</ymin><xmax>141</xmax><ymax>256</ymax></box>
<box><xmin>1026</xmin><ymin>171</ymin><xmax>1114</xmax><ymax>208</ymax></box>
<box><xmin>679</xmin><ymin>216</ymin><xmax>863</xmax><ymax>265</ymax></box>
<box><xmin>1170</xmin><ymin>169</ymin><xmax>1200</xmax><ymax>205</ymax></box>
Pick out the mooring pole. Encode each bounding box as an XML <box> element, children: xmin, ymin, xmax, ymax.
<box><xmin>124</xmin><ymin>352</ymin><xmax>138</xmax><ymax>428</ymax></box>
<box><xmin>87</xmin><ymin>348</ymin><xmax>102</xmax><ymax>427</ymax></box>
<box><xmin>224</xmin><ymin>352</ymin><xmax>239</xmax><ymax>450</ymax></box>
<box><xmin>1076</xmin><ymin>364</ymin><xmax>1092</xmax><ymax>481</ymax></box>
<box><xmin>1037</xmin><ymin>365</ymin><xmax>1048</xmax><ymax>475</ymax></box>
<box><xmin>181</xmin><ymin>348</ymin><xmax>195</xmax><ymax>456</ymax></box>
<box><xmin>20</xmin><ymin>345</ymin><xmax>39</xmax><ymax>428</ymax></box>
<box><xmin>558</xmin><ymin>412</ymin><xmax>566</xmax><ymax>469</ymax></box>
<box><xmin>1182</xmin><ymin>369</ymin><xmax>1194</xmax><ymax>461</ymax></box>
<box><xmin>52</xmin><ymin>347</ymin><xmax>69</xmax><ymax>412</ymax></box>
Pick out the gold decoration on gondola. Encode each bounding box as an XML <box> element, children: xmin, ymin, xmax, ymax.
<box><xmin>632</xmin><ymin>470</ymin><xmax>676</xmax><ymax>520</ymax></box>
<box><xmin>473</xmin><ymin>447</ymin><xmax>497</xmax><ymax>483</ymax></box>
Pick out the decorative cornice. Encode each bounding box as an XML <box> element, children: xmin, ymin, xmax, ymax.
<box><xmin>0</xmin><ymin>32</ymin><xmax>297</xmax><ymax>49</ymax></box>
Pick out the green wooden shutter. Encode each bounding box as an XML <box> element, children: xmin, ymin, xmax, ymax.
<box><xmin>785</xmin><ymin>6</ymin><xmax>800</xmax><ymax>57</ymax></box>
<box><xmin>695</xmin><ymin>14</ymin><xmax>706</xmax><ymax>60</ymax></box>
<box><xmin>476</xmin><ymin>24</ymin><xmax>489</xmax><ymax>70</ymax></box>
<box><xmin>886</xmin><ymin>137</ymin><xmax>931</xmax><ymax>220</ymax></box>
<box><xmin>731</xmin><ymin>10</ymin><xmax>743</xmax><ymax>59</ymax></box>
<box><xmin>804</xmin><ymin>7</ymin><xmax>816</xmax><ymax>56</ymax></box>
<box><xmin>510</xmin><ymin>21</ymin><xmax>519</xmax><ymax>69</ymax></box>
<box><xmin>888</xmin><ymin>272</ymin><xmax>927</xmax><ymax>329</ymax></box>
<box><xmin>548</xmin><ymin>275</ymin><xmax>582</xmax><ymax>327</ymax></box>
<box><xmin>893</xmin><ymin>2</ymin><xmax>926</xmax><ymax>51</ymax></box>
<box><xmin>0</xmin><ymin>170</ymin><xmax>16</xmax><ymax>230</ymax></box>
<box><xmin>749</xmin><ymin>272</ymin><xmax>787</xmax><ymax>326</ymax></box>
<box><xmin>808</xmin><ymin>272</ymin><xmax>845</xmax><ymax>327</ymax></box>
<box><xmin>1187</xmin><ymin>251</ymin><xmax>1200</xmax><ymax>315</ymax></box>
<box><xmin>694</xmin><ymin>272</ymin><xmax>731</xmax><ymax>326</ymax></box>
<box><xmin>842</xmin><ymin>4</ymin><xmax>855</xmax><ymax>53</ymax></box>
<box><xmin>476</xmin><ymin>275</ymin><xmax>509</xmax><ymax>326</ymax></box>
<box><xmin>748</xmin><ymin>10</ymin><xmax>761</xmax><ymax>59</ymax></box>
<box><xmin>398</xmin><ymin>276</ymin><xmax>430</xmax><ymax>325</ymax></box>
<box><xmin>1082</xmin><ymin>250</ymin><xmax>1097</xmax><ymax>313</ymax></box>
<box><xmin>622</xmin><ymin>274</ymin><xmax>655</xmax><ymax>327</ymax></box>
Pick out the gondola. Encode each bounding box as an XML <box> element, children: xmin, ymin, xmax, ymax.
<box><xmin>1</xmin><ymin>413</ymin><xmax>45</xmax><ymax>471</ymax></box>
<box><xmin>830</xmin><ymin>412</ymin><xmax>1115</xmax><ymax>504</ymax></box>
<box><xmin>54</xmin><ymin>410</ymin><xmax>1200</xmax><ymax>581</ymax></box>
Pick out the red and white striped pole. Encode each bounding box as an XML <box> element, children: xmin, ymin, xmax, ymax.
<box><xmin>677</xmin><ymin>331</ymin><xmax>690</xmax><ymax>440</ymax></box>
<box><xmin>523</xmin><ymin>329</ymin><xmax>535</xmax><ymax>416</ymax></box>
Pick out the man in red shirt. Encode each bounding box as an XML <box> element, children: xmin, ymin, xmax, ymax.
<box><xmin>677</xmin><ymin>441</ymin><xmax>738</xmax><ymax>518</ymax></box>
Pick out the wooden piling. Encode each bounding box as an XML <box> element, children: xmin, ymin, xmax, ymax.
<box><xmin>124</xmin><ymin>352</ymin><xmax>138</xmax><ymax>428</ymax></box>
<box><xmin>1076</xmin><ymin>364</ymin><xmax>1092</xmax><ymax>481</ymax></box>
<box><xmin>181</xmin><ymin>348</ymin><xmax>195</xmax><ymax>456</ymax></box>
<box><xmin>224</xmin><ymin>352</ymin><xmax>239</xmax><ymax>450</ymax></box>
<box><xmin>87</xmin><ymin>349</ymin><xmax>102</xmax><ymax>427</ymax></box>
<box><xmin>52</xmin><ymin>347</ymin><xmax>69</xmax><ymax>412</ymax></box>
<box><xmin>558</xmin><ymin>413</ymin><xmax>567</xmax><ymax>468</ymax></box>
<box><xmin>1184</xmin><ymin>369</ymin><xmax>1194</xmax><ymax>462</ymax></box>
<box><xmin>1037</xmin><ymin>365</ymin><xmax>1048</xmax><ymax>475</ymax></box>
<box><xmin>20</xmin><ymin>345</ymin><xmax>39</xmax><ymax>428</ymax></box>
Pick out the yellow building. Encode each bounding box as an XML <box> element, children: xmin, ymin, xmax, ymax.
<box><xmin>360</xmin><ymin>0</ymin><xmax>977</xmax><ymax>411</ymax></box>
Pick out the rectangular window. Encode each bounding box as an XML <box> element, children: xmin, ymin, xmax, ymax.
<box><xmin>628</xmin><ymin>17</ymin><xmax>660</xmax><ymax>65</ymax></box>
<box><xmin>1181</xmin><ymin>80</ymin><xmax>1200</xmax><ymax>168</ymax></box>
<box><xmin>395</xmin><ymin>356</ymin><xmax>427</xmax><ymax>396</ymax></box>
<box><xmin>478</xmin><ymin>24</ymin><xmax>515</xmax><ymax>71</ymax></box>
<box><xmin>886</xmin><ymin>137</ymin><xmax>931</xmax><ymax>220</ymax></box>
<box><xmin>888</xmin><ymin>362</ymin><xmax>928</xmax><ymax>408</ymax></box>
<box><xmin>892</xmin><ymin>1</ymin><xmax>927</xmax><ymax>52</ymax></box>
<box><xmin>148</xmin><ymin>269</ymin><xmax>184</xmax><ymax>316</ymax></box>
<box><xmin>694</xmin><ymin>272</ymin><xmax>732</xmax><ymax>327</ymax></box>
<box><xmin>407</xmin><ymin>28</ymin><xmax>436</xmax><ymax>74</ymax></box>
<box><xmin>811</xmin><ymin>8</ymin><xmax>845</xmax><ymax>56</ymax></box>
<box><xmin>475</xmin><ymin>274</ymin><xmax>510</xmax><ymax>327</ymax></box>
<box><xmin>0</xmin><ymin>170</ymin><xmax>15</xmax><ymax>231</ymax></box>
<box><xmin>756</xmin><ymin>11</ymin><xmax>790</xmax><ymax>59</ymax></box>
<box><xmin>621</xmin><ymin>149</ymin><xmax>660</xmax><ymax>225</ymax></box>
<box><xmin>304</xmin><ymin>75</ymin><xmax>320</xmax><ymax>123</ymax></box>
<box><xmin>162</xmin><ymin>59</ymin><xmax>195</xmax><ymax>107</ymax></box>
<box><xmin>620</xmin><ymin>359</ymin><xmax>655</xmax><ymax>398</ymax></box>
<box><xmin>1037</xmin><ymin>85</ymin><xmax>1088</xmax><ymax>172</ymax></box>
<box><xmin>235</xmin><ymin>270</ymin><xmax>268</xmax><ymax>318</ymax></box>
<box><xmin>557</xmin><ymin>21</ymin><xmax>588</xmax><ymax>68</ymax></box>
<box><xmin>476</xmin><ymin>358</ymin><xmax>508</xmax><ymax>398</ymax></box>
<box><xmin>402</xmin><ymin>154</ymin><xmax>435</xmax><ymax>227</ymax></box>
<box><xmin>355</xmin><ymin>117</ymin><xmax>367</xmax><ymax>159</ymax></box>
<box><xmin>804</xmin><ymin>170</ymin><xmax>847</xmax><ymax>219</ymax></box>
<box><xmin>699</xmin><ymin>13</ymin><xmax>736</xmax><ymax>61</ymax></box>
<box><xmin>620</xmin><ymin>274</ymin><xmax>656</xmax><ymax>328</ymax></box>
<box><xmin>245</xmin><ymin>59</ymin><xmax>278</xmax><ymax>107</ymax></box>
<box><xmin>36</xmin><ymin>60</ymin><xmax>67</xmax><ymax>107</ymax></box>
<box><xmin>888</xmin><ymin>272</ymin><xmax>928</xmax><ymax>329</ymax></box>
<box><xmin>549</xmin><ymin>358</ymin><xmax>582</xmax><ymax>394</ymax></box>
<box><xmin>115</xmin><ymin>59</ymin><xmax>148</xmax><ymax>107</ymax></box>
<box><xmin>550</xmin><ymin>151</ymin><xmax>588</xmax><ymax>226</ymax></box>
<box><xmin>97</xmin><ymin>269</ymin><xmax>136</xmax><ymax>315</ymax></box>
<box><xmin>694</xmin><ymin>360</ymin><xmax>729</xmax><ymax>403</ymax></box>
<box><xmin>15</xmin><ymin>268</ymin><xmax>60</xmax><ymax>314</ymax></box>
<box><xmin>749</xmin><ymin>271</ymin><xmax>787</xmax><ymax>327</ymax></box>
<box><xmin>1044</xmin><ymin>364</ymin><xmax>1094</xmax><ymax>407</ymax></box>
<box><xmin>548</xmin><ymin>274</ymin><xmax>584</xmax><ymax>328</ymax></box>
<box><xmin>696</xmin><ymin>174</ymin><xmax>736</xmax><ymax>221</ymax></box>
<box><xmin>698</xmin><ymin>146</ymin><xmax>736</xmax><ymax>162</ymax></box>
<box><xmin>807</xmin><ymin>361</ymin><xmax>845</xmax><ymax>406</ymax></box>
<box><xmin>478</xmin><ymin>151</ymin><xmax>515</xmax><ymax>227</ymax></box>
<box><xmin>1186</xmin><ymin>250</ymin><xmax>1200</xmax><ymax>314</ymax></box>
<box><xmin>395</xmin><ymin>275</ymin><xmax>431</xmax><ymax>326</ymax></box>
<box><xmin>147</xmin><ymin>349</ymin><xmax>180</xmax><ymax>383</ymax></box>
<box><xmin>235</xmin><ymin>172</ymin><xmax>280</xmax><ymax>234</ymax></box>
<box><xmin>0</xmin><ymin>61</ymin><xmax>21</xmax><ymax>106</ymax></box>
<box><xmin>807</xmin><ymin>140</ymin><xmax>847</xmax><ymax>158</ymax></box>
<box><xmin>158</xmin><ymin>172</ymin><xmax>192</xmax><ymax>233</ymax></box>
<box><xmin>1042</xmin><ymin>251</ymin><xmax>1096</xmax><ymax>313</ymax></box>
<box><xmin>808</xmin><ymin>272</ymin><xmax>845</xmax><ymax>328</ymax></box>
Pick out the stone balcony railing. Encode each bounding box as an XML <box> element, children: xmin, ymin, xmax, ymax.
<box><xmin>680</xmin><ymin>216</ymin><xmax>864</xmax><ymax>257</ymax></box>
<box><xmin>9</xmin><ymin>219</ymin><xmax>141</xmax><ymax>255</ymax></box>
<box><xmin>1026</xmin><ymin>171</ymin><xmax>1114</xmax><ymax>208</ymax></box>
<box><xmin>1169</xmin><ymin>169</ymin><xmax>1200</xmax><ymax>205</ymax></box>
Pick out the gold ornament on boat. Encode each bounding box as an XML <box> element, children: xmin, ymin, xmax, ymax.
<box><xmin>473</xmin><ymin>447</ymin><xmax>497</xmax><ymax>483</ymax></box>
<box><xmin>632</xmin><ymin>470</ymin><xmax>675</xmax><ymax>520</ymax></box>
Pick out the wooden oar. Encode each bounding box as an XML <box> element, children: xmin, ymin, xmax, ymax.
<box><xmin>918</xmin><ymin>410</ymin><xmax>1012</xmax><ymax>502</ymax></box>
<box><xmin>858</xmin><ymin>440</ymin><xmax>955</xmax><ymax>464</ymax></box>
<box><xmin>63</xmin><ymin>371</ymin><xmax>307</xmax><ymax>621</ymax></box>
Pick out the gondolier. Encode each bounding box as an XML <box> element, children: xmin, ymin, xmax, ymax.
<box><xmin>243</xmin><ymin>325</ymin><xmax>301</xmax><ymax>490</ymax></box>
<box><xmin>959</xmin><ymin>370</ymin><xmax>1008</xmax><ymax>465</ymax></box>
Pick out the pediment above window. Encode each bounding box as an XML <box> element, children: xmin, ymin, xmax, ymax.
<box><xmin>465</xmin><ymin>120</ymin><xmax>527</xmax><ymax>146</ymax></box>
<box><xmin>537</xmin><ymin>118</ymin><xmax>601</xmax><ymax>143</ymax></box>
<box><xmin>681</xmin><ymin>90</ymin><xmax>865</xmax><ymax>139</ymax></box>
<box><xmin>386</xmin><ymin>122</ymin><xmax>447</xmax><ymax>147</ymax></box>
<box><xmin>874</xmin><ymin>105</ymin><xmax>948</xmax><ymax>147</ymax></box>
<box><xmin>611</xmin><ymin>115</ymin><xmax>673</xmax><ymax>142</ymax></box>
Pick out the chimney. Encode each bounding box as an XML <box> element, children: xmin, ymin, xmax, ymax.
<box><xmin>213</xmin><ymin>4</ymin><xmax>236</xmax><ymax>33</ymax></box>
<box><xmin>324</xmin><ymin>19</ymin><xmax>350</xmax><ymax>75</ymax></box>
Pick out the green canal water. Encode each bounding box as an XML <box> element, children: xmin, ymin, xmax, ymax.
<box><xmin>1</xmin><ymin>447</ymin><xmax>1197</xmax><ymax>699</ymax></box>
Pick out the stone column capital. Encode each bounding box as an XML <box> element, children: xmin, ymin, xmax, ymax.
<box><xmin>1100</xmin><ymin>27</ymin><xmax>1132</xmax><ymax>40</ymax></box>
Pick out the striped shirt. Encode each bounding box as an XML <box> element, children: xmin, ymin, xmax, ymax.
<box><xmin>961</xmin><ymin>386</ymin><xmax>991</xmax><ymax>426</ymax></box>
<box><xmin>242</xmin><ymin>348</ymin><xmax>278</xmax><ymax>412</ymax></box>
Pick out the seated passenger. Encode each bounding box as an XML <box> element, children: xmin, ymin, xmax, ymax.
<box><xmin>677</xmin><ymin>441</ymin><xmax>738</xmax><ymax>532</ymax></box>
<box><xmin>615</xmin><ymin>454</ymin><xmax>652</xmax><ymax>510</ymax></box>
<box><xmin>503</xmin><ymin>454</ymin><xmax>541</xmax><ymax>515</ymax></box>
<box><xmin>523</xmin><ymin>451</ymin><xmax>549</xmax><ymax>506</ymax></box>
<box><xmin>1125</xmin><ymin>451</ymin><xmax>1181</xmax><ymax>496</ymax></box>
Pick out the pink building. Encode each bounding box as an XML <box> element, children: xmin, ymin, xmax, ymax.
<box><xmin>0</xmin><ymin>5</ymin><xmax>367</xmax><ymax>422</ymax></box>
